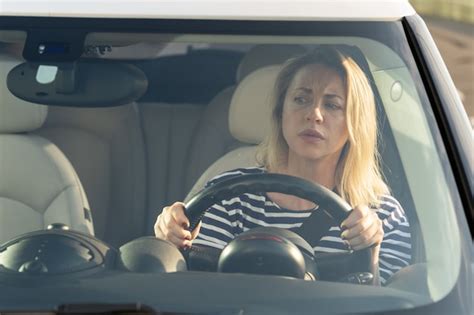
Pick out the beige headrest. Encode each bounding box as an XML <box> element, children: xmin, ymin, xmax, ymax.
<box><xmin>0</xmin><ymin>56</ymin><xmax>47</xmax><ymax>133</ymax></box>
<box><xmin>236</xmin><ymin>45</ymin><xmax>306</xmax><ymax>82</ymax></box>
<box><xmin>229</xmin><ymin>65</ymin><xmax>281</xmax><ymax>144</ymax></box>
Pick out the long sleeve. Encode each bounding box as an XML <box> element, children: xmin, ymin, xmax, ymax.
<box><xmin>376</xmin><ymin>195</ymin><xmax>412</xmax><ymax>284</ymax></box>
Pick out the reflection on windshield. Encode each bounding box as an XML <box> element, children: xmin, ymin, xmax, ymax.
<box><xmin>0</xmin><ymin>26</ymin><xmax>463</xmax><ymax>312</ymax></box>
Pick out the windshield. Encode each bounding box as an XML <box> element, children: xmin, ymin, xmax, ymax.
<box><xmin>0</xmin><ymin>20</ymin><xmax>467</xmax><ymax>314</ymax></box>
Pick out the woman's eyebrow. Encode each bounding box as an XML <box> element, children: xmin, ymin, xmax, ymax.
<box><xmin>294</xmin><ymin>87</ymin><xmax>312</xmax><ymax>93</ymax></box>
<box><xmin>325</xmin><ymin>93</ymin><xmax>344</xmax><ymax>101</ymax></box>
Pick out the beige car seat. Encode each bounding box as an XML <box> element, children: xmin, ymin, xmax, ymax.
<box><xmin>186</xmin><ymin>65</ymin><xmax>280</xmax><ymax>199</ymax></box>
<box><xmin>36</xmin><ymin>102</ymin><xmax>146</xmax><ymax>248</ymax></box>
<box><xmin>0</xmin><ymin>57</ymin><xmax>94</xmax><ymax>244</ymax></box>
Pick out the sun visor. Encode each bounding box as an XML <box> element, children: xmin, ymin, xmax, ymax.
<box><xmin>6</xmin><ymin>60</ymin><xmax>148</xmax><ymax>107</ymax></box>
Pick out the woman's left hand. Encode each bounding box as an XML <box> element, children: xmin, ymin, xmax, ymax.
<box><xmin>340</xmin><ymin>205</ymin><xmax>384</xmax><ymax>251</ymax></box>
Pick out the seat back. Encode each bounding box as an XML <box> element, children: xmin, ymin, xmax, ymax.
<box><xmin>185</xmin><ymin>65</ymin><xmax>280</xmax><ymax>199</ymax></box>
<box><xmin>0</xmin><ymin>57</ymin><xmax>93</xmax><ymax>243</ymax></box>
<box><xmin>35</xmin><ymin>104</ymin><xmax>147</xmax><ymax>247</ymax></box>
<box><xmin>139</xmin><ymin>102</ymin><xmax>204</xmax><ymax>229</ymax></box>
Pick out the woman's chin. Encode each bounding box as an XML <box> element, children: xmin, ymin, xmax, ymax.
<box><xmin>291</xmin><ymin>149</ymin><xmax>325</xmax><ymax>162</ymax></box>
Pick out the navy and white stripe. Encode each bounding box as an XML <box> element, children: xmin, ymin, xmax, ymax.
<box><xmin>194</xmin><ymin>167</ymin><xmax>412</xmax><ymax>284</ymax></box>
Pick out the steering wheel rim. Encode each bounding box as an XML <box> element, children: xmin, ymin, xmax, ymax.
<box><xmin>184</xmin><ymin>173</ymin><xmax>373</xmax><ymax>280</ymax></box>
<box><xmin>185</xmin><ymin>173</ymin><xmax>352</xmax><ymax>231</ymax></box>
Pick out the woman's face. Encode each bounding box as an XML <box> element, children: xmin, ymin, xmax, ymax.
<box><xmin>282</xmin><ymin>63</ymin><xmax>349</xmax><ymax>164</ymax></box>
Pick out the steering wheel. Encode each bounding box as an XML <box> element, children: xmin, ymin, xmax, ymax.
<box><xmin>184</xmin><ymin>173</ymin><xmax>374</xmax><ymax>283</ymax></box>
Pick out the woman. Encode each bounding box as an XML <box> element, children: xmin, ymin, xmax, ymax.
<box><xmin>154</xmin><ymin>47</ymin><xmax>411</xmax><ymax>284</ymax></box>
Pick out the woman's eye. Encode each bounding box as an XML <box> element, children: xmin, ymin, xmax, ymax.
<box><xmin>325</xmin><ymin>102</ymin><xmax>342</xmax><ymax>110</ymax></box>
<box><xmin>294</xmin><ymin>96</ymin><xmax>309</xmax><ymax>105</ymax></box>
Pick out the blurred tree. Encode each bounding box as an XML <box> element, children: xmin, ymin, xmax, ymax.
<box><xmin>410</xmin><ymin>0</ymin><xmax>474</xmax><ymax>24</ymax></box>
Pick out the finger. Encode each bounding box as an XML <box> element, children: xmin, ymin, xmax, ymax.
<box><xmin>170</xmin><ymin>202</ymin><xmax>190</xmax><ymax>229</ymax></box>
<box><xmin>167</xmin><ymin>217</ymin><xmax>193</xmax><ymax>240</ymax></box>
<box><xmin>351</xmin><ymin>231</ymin><xmax>383</xmax><ymax>251</ymax></box>
<box><xmin>156</xmin><ymin>213</ymin><xmax>175</xmax><ymax>240</ymax></box>
<box><xmin>348</xmin><ymin>222</ymin><xmax>378</xmax><ymax>248</ymax></box>
<box><xmin>341</xmin><ymin>214</ymin><xmax>373</xmax><ymax>240</ymax></box>
<box><xmin>157</xmin><ymin>208</ymin><xmax>191</xmax><ymax>240</ymax></box>
<box><xmin>161</xmin><ymin>206</ymin><xmax>173</xmax><ymax>227</ymax></box>
<box><xmin>158</xmin><ymin>214</ymin><xmax>172</xmax><ymax>239</ymax></box>
<box><xmin>190</xmin><ymin>221</ymin><xmax>202</xmax><ymax>240</ymax></box>
<box><xmin>349</xmin><ymin>221</ymin><xmax>383</xmax><ymax>250</ymax></box>
<box><xmin>341</xmin><ymin>205</ymin><xmax>368</xmax><ymax>229</ymax></box>
<box><xmin>154</xmin><ymin>214</ymin><xmax>165</xmax><ymax>238</ymax></box>
<box><xmin>167</xmin><ymin>233</ymin><xmax>191</xmax><ymax>248</ymax></box>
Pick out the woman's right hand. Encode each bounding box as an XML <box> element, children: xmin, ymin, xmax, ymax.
<box><xmin>154</xmin><ymin>202</ymin><xmax>202</xmax><ymax>248</ymax></box>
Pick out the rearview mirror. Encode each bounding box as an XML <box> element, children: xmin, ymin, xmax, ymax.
<box><xmin>7</xmin><ymin>60</ymin><xmax>148</xmax><ymax>107</ymax></box>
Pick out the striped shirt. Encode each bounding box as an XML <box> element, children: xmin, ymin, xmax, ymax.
<box><xmin>194</xmin><ymin>167</ymin><xmax>412</xmax><ymax>284</ymax></box>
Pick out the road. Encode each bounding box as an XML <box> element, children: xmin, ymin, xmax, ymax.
<box><xmin>425</xmin><ymin>17</ymin><xmax>474</xmax><ymax>125</ymax></box>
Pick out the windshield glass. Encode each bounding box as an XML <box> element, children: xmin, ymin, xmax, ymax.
<box><xmin>0</xmin><ymin>20</ymin><xmax>466</xmax><ymax>314</ymax></box>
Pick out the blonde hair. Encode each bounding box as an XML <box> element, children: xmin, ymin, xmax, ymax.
<box><xmin>257</xmin><ymin>46</ymin><xmax>388</xmax><ymax>207</ymax></box>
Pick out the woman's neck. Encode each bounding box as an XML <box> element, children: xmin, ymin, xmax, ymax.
<box><xmin>266</xmin><ymin>153</ymin><xmax>340</xmax><ymax>211</ymax></box>
<box><xmin>279</xmin><ymin>153</ymin><xmax>339</xmax><ymax>190</ymax></box>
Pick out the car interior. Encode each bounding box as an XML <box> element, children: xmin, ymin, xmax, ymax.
<box><xmin>3</xmin><ymin>41</ymin><xmax>326</xmax><ymax>247</ymax></box>
<box><xmin>0</xmin><ymin>8</ymin><xmax>470</xmax><ymax>310</ymax></box>
<box><xmin>0</xmin><ymin>33</ymin><xmax>435</xmax><ymax>295</ymax></box>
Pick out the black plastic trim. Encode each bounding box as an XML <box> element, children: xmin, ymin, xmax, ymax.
<box><xmin>0</xmin><ymin>16</ymin><xmax>396</xmax><ymax>37</ymax></box>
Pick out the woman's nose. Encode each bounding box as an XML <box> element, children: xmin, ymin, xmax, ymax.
<box><xmin>305</xmin><ymin>104</ymin><xmax>324</xmax><ymax>123</ymax></box>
